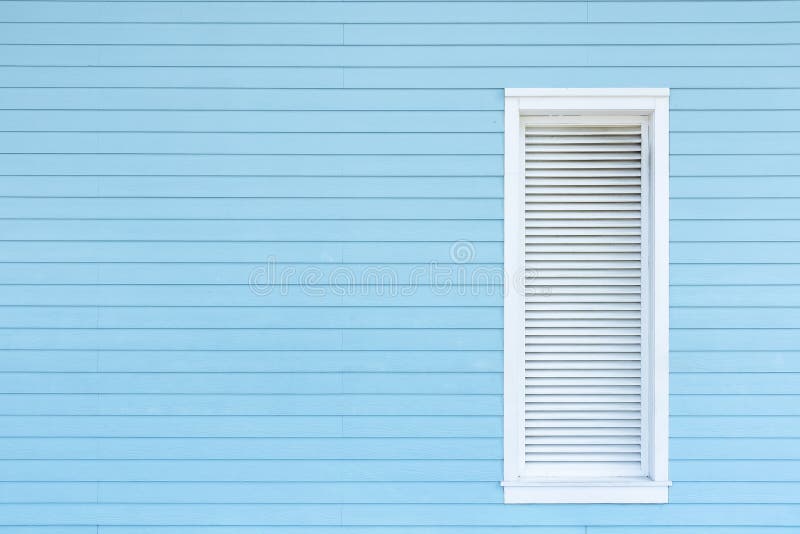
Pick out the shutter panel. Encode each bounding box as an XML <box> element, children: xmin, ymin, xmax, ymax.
<box><xmin>523</xmin><ymin>121</ymin><xmax>648</xmax><ymax>478</ymax></box>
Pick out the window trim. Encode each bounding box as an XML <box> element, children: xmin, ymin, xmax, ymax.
<box><xmin>502</xmin><ymin>88</ymin><xmax>670</xmax><ymax>504</ymax></box>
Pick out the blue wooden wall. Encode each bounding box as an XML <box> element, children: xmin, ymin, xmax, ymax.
<box><xmin>0</xmin><ymin>0</ymin><xmax>798</xmax><ymax>531</ymax></box>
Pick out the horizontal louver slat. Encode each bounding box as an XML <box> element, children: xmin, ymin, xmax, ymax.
<box><xmin>525</xmin><ymin>390</ymin><xmax>641</xmax><ymax>395</ymax></box>
<box><xmin>526</xmin><ymin>436</ymin><xmax>641</xmax><ymax>445</ymax></box>
<box><xmin>524</xmin><ymin>353</ymin><xmax>641</xmax><ymax>361</ymax></box>
<box><xmin>525</xmin><ymin>360</ymin><xmax>641</xmax><ymax>369</ymax></box>
<box><xmin>523</xmin><ymin>121</ymin><xmax>645</xmax><ymax>479</ymax></box>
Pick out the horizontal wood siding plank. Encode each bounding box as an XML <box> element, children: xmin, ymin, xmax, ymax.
<box><xmin>0</xmin><ymin>437</ymin><xmax>502</xmax><ymax>460</ymax></box>
<box><xmin>0</xmin><ymin>393</ymin><xmax>796</xmax><ymax>417</ymax></box>
<box><xmin>0</xmin><ymin>459</ymin><xmax>503</xmax><ymax>482</ymax></box>
<box><xmin>2</xmin><ymin>481</ymin><xmax>799</xmax><ymax>505</ymax></box>
<box><xmin>0</xmin><ymin>306</ymin><xmax>503</xmax><ymax>329</ymax></box>
<box><xmin>0</xmin><ymin>154</ymin><xmax>504</xmax><ymax>175</ymax></box>
<box><xmin>0</xmin><ymin>110</ymin><xmax>503</xmax><ymax>132</ymax></box>
<box><xmin>671</xmin><ymin>374</ymin><xmax>800</xmax><ymax>395</ymax></box>
<box><xmin>670</xmin><ymin>352</ymin><xmax>800</xmax><ymax>372</ymax></box>
<box><xmin>0</xmin><ymin>242</ymin><xmax>494</xmax><ymax>263</ymax></box>
<box><xmin>343</xmin><ymin>67</ymin><xmax>800</xmax><ymax>88</ymax></box>
<box><xmin>3</xmin><ymin>66</ymin><xmax>800</xmax><ymax>89</ymax></box>
<box><xmin>97</xmin><ymin>529</ymin><xmax>583</xmax><ymax>534</ymax></box>
<box><xmin>0</xmin><ymin>220</ymin><xmax>503</xmax><ymax>241</ymax></box>
<box><xmin>0</xmin><ymin>415</ymin><xmax>508</xmax><ymax>439</ymax></box>
<box><xmin>0</xmin><ymin>87</ymin><xmax>503</xmax><ymax>110</ymax></box>
<box><xmin>0</xmin><ymin>263</ymin><xmax>501</xmax><ymax>285</ymax></box>
<box><xmin>670</xmin><ymin>439</ymin><xmax>800</xmax><ymax>460</ymax></box>
<box><xmin>2</xmin><ymin>263</ymin><xmax>800</xmax><ymax>286</ymax></box>
<box><xmin>343</xmin><ymin>503</ymin><xmax>800</xmax><ymax>525</ymax></box>
<box><xmin>0</xmin><ymin>287</ymin><xmax>504</xmax><ymax>306</ymax></box>
<box><xmin>0</xmin><ymin>394</ymin><xmax>503</xmax><ymax>416</ymax></box>
<box><xmin>1</xmin><ymin>87</ymin><xmax>799</xmax><ymax>112</ymax></box>
<box><xmin>0</xmin><ymin>176</ymin><xmax>504</xmax><ymax>198</ymax></box>
<box><xmin>2</xmin><ymin>131</ymin><xmax>800</xmax><ymax>155</ymax></box>
<box><xmin>0</xmin><ymin>413</ymin><xmax>792</xmax><ymax>438</ymax></box>
<box><xmin>0</xmin><ymin>2</ymin><xmax>585</xmax><ymax>23</ymax></box>
<box><xmin>345</xmin><ymin>22</ymin><xmax>800</xmax><ymax>45</ymax></box>
<box><xmin>3</xmin><ymin>481</ymin><xmax>799</xmax><ymax>505</ymax></box>
<box><xmin>672</xmin><ymin>244</ymin><xmax>800</xmax><ymax>262</ymax></box>
<box><xmin>4</xmin><ymin>44</ymin><xmax>800</xmax><ymax>67</ymax></box>
<box><xmin>0</xmin><ymin>529</ymin><xmax>94</xmax><ymax>534</ymax></box>
<box><xmin>0</xmin><ymin>23</ymin><xmax>344</xmax><ymax>45</ymax></box>
<box><xmin>0</xmin><ymin>198</ymin><xmax>503</xmax><ymax>219</ymax></box>
<box><xmin>0</xmin><ymin>373</ymin><xmax>502</xmax><ymax>394</ymax></box>
<box><xmin>0</xmin><ymin>350</ymin><xmax>502</xmax><ymax>373</ymax></box>
<box><xmin>588</xmin><ymin>1</ymin><xmax>800</xmax><ymax>23</ymax></box>
<box><xmin>0</xmin><ymin>132</ymin><xmax>504</xmax><ymax>154</ymax></box>
<box><xmin>589</xmin><ymin>528</ymin><xmax>800</xmax><ymax>534</ymax></box>
<box><xmin>672</xmin><ymin>178</ymin><xmax>800</xmax><ymax>199</ymax></box>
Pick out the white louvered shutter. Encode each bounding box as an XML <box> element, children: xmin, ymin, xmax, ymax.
<box><xmin>523</xmin><ymin>118</ymin><xmax>649</xmax><ymax>478</ymax></box>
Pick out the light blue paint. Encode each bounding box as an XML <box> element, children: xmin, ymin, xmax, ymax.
<box><xmin>0</xmin><ymin>0</ymin><xmax>798</xmax><ymax>531</ymax></box>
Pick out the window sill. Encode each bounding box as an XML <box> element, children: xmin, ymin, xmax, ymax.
<box><xmin>502</xmin><ymin>479</ymin><xmax>671</xmax><ymax>504</ymax></box>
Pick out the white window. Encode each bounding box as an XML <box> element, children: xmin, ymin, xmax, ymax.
<box><xmin>502</xmin><ymin>89</ymin><xmax>670</xmax><ymax>504</ymax></box>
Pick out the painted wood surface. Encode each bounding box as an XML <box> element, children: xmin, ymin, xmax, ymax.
<box><xmin>0</xmin><ymin>0</ymin><xmax>798</xmax><ymax>530</ymax></box>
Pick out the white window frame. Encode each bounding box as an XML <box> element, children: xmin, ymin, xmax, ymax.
<box><xmin>502</xmin><ymin>88</ymin><xmax>670</xmax><ymax>504</ymax></box>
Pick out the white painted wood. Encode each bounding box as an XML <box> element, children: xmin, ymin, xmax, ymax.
<box><xmin>523</xmin><ymin>117</ymin><xmax>647</xmax><ymax>479</ymax></box>
<box><xmin>502</xmin><ymin>480</ymin><xmax>670</xmax><ymax>504</ymax></box>
<box><xmin>651</xmin><ymin>93</ymin><xmax>670</xmax><ymax>484</ymax></box>
<box><xmin>503</xmin><ymin>88</ymin><xmax>670</xmax><ymax>504</ymax></box>
<box><xmin>506</xmin><ymin>88</ymin><xmax>670</xmax><ymax>97</ymax></box>
<box><xmin>503</xmin><ymin>93</ymin><xmax>525</xmax><ymax>484</ymax></box>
